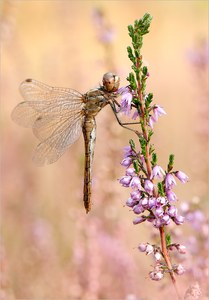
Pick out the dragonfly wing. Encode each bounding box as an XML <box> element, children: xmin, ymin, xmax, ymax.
<box><xmin>19</xmin><ymin>79</ymin><xmax>83</xmax><ymax>102</ymax></box>
<box><xmin>11</xmin><ymin>79</ymin><xmax>86</xmax><ymax>165</ymax></box>
<box><xmin>32</xmin><ymin>115</ymin><xmax>83</xmax><ymax>166</ymax></box>
<box><xmin>11</xmin><ymin>99</ymin><xmax>84</xmax><ymax>127</ymax></box>
<box><xmin>11</xmin><ymin>101</ymin><xmax>43</xmax><ymax>127</ymax></box>
<box><xmin>12</xmin><ymin>79</ymin><xmax>84</xmax><ymax>128</ymax></box>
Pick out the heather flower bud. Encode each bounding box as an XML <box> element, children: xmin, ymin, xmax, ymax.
<box><xmin>130</xmin><ymin>190</ymin><xmax>141</xmax><ymax>201</ymax></box>
<box><xmin>153</xmin><ymin>105</ymin><xmax>166</xmax><ymax>119</ymax></box>
<box><xmin>173</xmin><ymin>215</ymin><xmax>185</xmax><ymax>225</ymax></box>
<box><xmin>133</xmin><ymin>204</ymin><xmax>144</xmax><ymax>214</ymax></box>
<box><xmin>138</xmin><ymin>243</ymin><xmax>147</xmax><ymax>252</ymax></box>
<box><xmin>123</xmin><ymin>145</ymin><xmax>134</xmax><ymax>157</ymax></box>
<box><xmin>119</xmin><ymin>176</ymin><xmax>132</xmax><ymax>187</ymax></box>
<box><xmin>145</xmin><ymin>244</ymin><xmax>154</xmax><ymax>255</ymax></box>
<box><xmin>154</xmin><ymin>251</ymin><xmax>162</xmax><ymax>261</ymax></box>
<box><xmin>165</xmin><ymin>173</ymin><xmax>176</xmax><ymax>189</ymax></box>
<box><xmin>176</xmin><ymin>244</ymin><xmax>186</xmax><ymax>254</ymax></box>
<box><xmin>148</xmin><ymin>115</ymin><xmax>156</xmax><ymax>129</ymax></box>
<box><xmin>130</xmin><ymin>176</ymin><xmax>141</xmax><ymax>188</ymax></box>
<box><xmin>150</xmin><ymin>165</ymin><xmax>165</xmax><ymax>180</ymax></box>
<box><xmin>121</xmin><ymin>157</ymin><xmax>132</xmax><ymax>167</ymax></box>
<box><xmin>168</xmin><ymin>205</ymin><xmax>177</xmax><ymax>217</ymax></box>
<box><xmin>144</xmin><ymin>179</ymin><xmax>154</xmax><ymax>193</ymax></box>
<box><xmin>120</xmin><ymin>89</ymin><xmax>133</xmax><ymax>116</ymax></box>
<box><xmin>156</xmin><ymin>197</ymin><xmax>167</xmax><ymax>205</ymax></box>
<box><xmin>132</xmin><ymin>109</ymin><xmax>139</xmax><ymax>120</ymax></box>
<box><xmin>148</xmin><ymin>197</ymin><xmax>156</xmax><ymax>208</ymax></box>
<box><xmin>155</xmin><ymin>207</ymin><xmax>164</xmax><ymax>218</ymax></box>
<box><xmin>141</xmin><ymin>197</ymin><xmax>149</xmax><ymax>208</ymax></box>
<box><xmin>166</xmin><ymin>189</ymin><xmax>177</xmax><ymax>202</ymax></box>
<box><xmin>161</xmin><ymin>214</ymin><xmax>170</xmax><ymax>225</ymax></box>
<box><xmin>175</xmin><ymin>171</ymin><xmax>189</xmax><ymax>183</ymax></box>
<box><xmin>174</xmin><ymin>264</ymin><xmax>185</xmax><ymax>275</ymax></box>
<box><xmin>149</xmin><ymin>270</ymin><xmax>164</xmax><ymax>281</ymax></box>
<box><xmin>126</xmin><ymin>168</ymin><xmax>136</xmax><ymax>176</ymax></box>
<box><xmin>133</xmin><ymin>216</ymin><xmax>146</xmax><ymax>225</ymax></box>
<box><xmin>126</xmin><ymin>198</ymin><xmax>138</xmax><ymax>207</ymax></box>
<box><xmin>152</xmin><ymin>218</ymin><xmax>163</xmax><ymax>228</ymax></box>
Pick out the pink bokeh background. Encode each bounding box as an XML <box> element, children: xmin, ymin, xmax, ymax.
<box><xmin>1</xmin><ymin>1</ymin><xmax>208</xmax><ymax>299</ymax></box>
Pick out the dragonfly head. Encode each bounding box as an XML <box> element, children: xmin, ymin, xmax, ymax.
<box><xmin>102</xmin><ymin>72</ymin><xmax>120</xmax><ymax>92</ymax></box>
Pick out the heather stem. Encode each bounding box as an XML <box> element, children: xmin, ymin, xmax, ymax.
<box><xmin>159</xmin><ymin>227</ymin><xmax>181</xmax><ymax>300</ymax></box>
<box><xmin>136</xmin><ymin>56</ymin><xmax>152</xmax><ymax>178</ymax></box>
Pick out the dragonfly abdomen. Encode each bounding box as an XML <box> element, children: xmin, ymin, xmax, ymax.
<box><xmin>82</xmin><ymin>117</ymin><xmax>97</xmax><ymax>213</ymax></box>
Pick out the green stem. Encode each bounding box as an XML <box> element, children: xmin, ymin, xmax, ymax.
<box><xmin>136</xmin><ymin>56</ymin><xmax>152</xmax><ymax>178</ymax></box>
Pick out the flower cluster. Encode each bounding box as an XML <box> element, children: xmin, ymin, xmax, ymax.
<box><xmin>119</xmin><ymin>145</ymin><xmax>188</xmax><ymax>229</ymax></box>
<box><xmin>118</xmin><ymin>14</ymin><xmax>189</xmax><ymax>291</ymax></box>
<box><xmin>138</xmin><ymin>242</ymin><xmax>186</xmax><ymax>281</ymax></box>
<box><xmin>119</xmin><ymin>87</ymin><xmax>166</xmax><ymax>128</ymax></box>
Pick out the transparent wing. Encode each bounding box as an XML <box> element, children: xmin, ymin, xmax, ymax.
<box><xmin>11</xmin><ymin>79</ymin><xmax>85</xmax><ymax>165</ymax></box>
<box><xmin>19</xmin><ymin>78</ymin><xmax>83</xmax><ymax>102</ymax></box>
<box><xmin>32</xmin><ymin>114</ymin><xmax>83</xmax><ymax>166</ymax></box>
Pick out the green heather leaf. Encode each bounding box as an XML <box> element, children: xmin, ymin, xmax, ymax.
<box><xmin>166</xmin><ymin>233</ymin><xmax>172</xmax><ymax>247</ymax></box>
<box><xmin>129</xmin><ymin>139</ymin><xmax>136</xmax><ymax>150</ymax></box>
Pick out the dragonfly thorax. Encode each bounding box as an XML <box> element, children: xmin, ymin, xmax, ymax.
<box><xmin>84</xmin><ymin>88</ymin><xmax>110</xmax><ymax>117</ymax></box>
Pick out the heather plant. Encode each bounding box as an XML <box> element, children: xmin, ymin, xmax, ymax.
<box><xmin>118</xmin><ymin>14</ymin><xmax>189</xmax><ymax>299</ymax></box>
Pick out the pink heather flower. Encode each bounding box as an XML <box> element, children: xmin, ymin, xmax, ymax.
<box><xmin>152</xmin><ymin>218</ymin><xmax>163</xmax><ymax>228</ymax></box>
<box><xmin>155</xmin><ymin>207</ymin><xmax>164</xmax><ymax>218</ymax></box>
<box><xmin>133</xmin><ymin>204</ymin><xmax>144</xmax><ymax>214</ymax></box>
<box><xmin>133</xmin><ymin>216</ymin><xmax>146</xmax><ymax>225</ymax></box>
<box><xmin>144</xmin><ymin>179</ymin><xmax>154</xmax><ymax>193</ymax></box>
<box><xmin>126</xmin><ymin>168</ymin><xmax>136</xmax><ymax>176</ymax></box>
<box><xmin>123</xmin><ymin>145</ymin><xmax>134</xmax><ymax>158</ymax></box>
<box><xmin>175</xmin><ymin>171</ymin><xmax>189</xmax><ymax>183</ymax></box>
<box><xmin>165</xmin><ymin>173</ymin><xmax>176</xmax><ymax>189</ymax></box>
<box><xmin>168</xmin><ymin>205</ymin><xmax>178</xmax><ymax>217</ymax></box>
<box><xmin>121</xmin><ymin>157</ymin><xmax>132</xmax><ymax>168</ymax></box>
<box><xmin>150</xmin><ymin>165</ymin><xmax>165</xmax><ymax>180</ymax></box>
<box><xmin>166</xmin><ymin>189</ymin><xmax>177</xmax><ymax>202</ymax></box>
<box><xmin>138</xmin><ymin>243</ymin><xmax>147</xmax><ymax>252</ymax></box>
<box><xmin>173</xmin><ymin>215</ymin><xmax>185</xmax><ymax>225</ymax></box>
<box><xmin>119</xmin><ymin>176</ymin><xmax>132</xmax><ymax>187</ymax></box>
<box><xmin>130</xmin><ymin>176</ymin><xmax>141</xmax><ymax>189</ymax></box>
<box><xmin>156</xmin><ymin>197</ymin><xmax>167</xmax><ymax>205</ymax></box>
<box><xmin>148</xmin><ymin>105</ymin><xmax>166</xmax><ymax>128</ymax></box>
<box><xmin>130</xmin><ymin>190</ymin><xmax>141</xmax><ymax>201</ymax></box>
<box><xmin>149</xmin><ymin>270</ymin><xmax>164</xmax><ymax>281</ymax></box>
<box><xmin>148</xmin><ymin>197</ymin><xmax>156</xmax><ymax>209</ymax></box>
<box><xmin>132</xmin><ymin>109</ymin><xmax>139</xmax><ymax>120</ymax></box>
<box><xmin>176</xmin><ymin>244</ymin><xmax>186</xmax><ymax>254</ymax></box>
<box><xmin>145</xmin><ymin>244</ymin><xmax>154</xmax><ymax>255</ymax></box>
<box><xmin>148</xmin><ymin>115</ymin><xmax>156</xmax><ymax>129</ymax></box>
<box><xmin>153</xmin><ymin>105</ymin><xmax>166</xmax><ymax>120</ymax></box>
<box><xmin>174</xmin><ymin>264</ymin><xmax>185</xmax><ymax>275</ymax></box>
<box><xmin>161</xmin><ymin>214</ymin><xmax>171</xmax><ymax>225</ymax></box>
<box><xmin>126</xmin><ymin>198</ymin><xmax>138</xmax><ymax>208</ymax></box>
<box><xmin>141</xmin><ymin>197</ymin><xmax>149</xmax><ymax>208</ymax></box>
<box><xmin>154</xmin><ymin>252</ymin><xmax>162</xmax><ymax>261</ymax></box>
<box><xmin>120</xmin><ymin>88</ymin><xmax>133</xmax><ymax>116</ymax></box>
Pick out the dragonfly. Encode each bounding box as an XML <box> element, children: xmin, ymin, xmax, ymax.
<box><xmin>11</xmin><ymin>72</ymin><xmax>136</xmax><ymax>213</ymax></box>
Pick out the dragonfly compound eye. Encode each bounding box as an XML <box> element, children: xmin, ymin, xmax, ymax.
<box><xmin>102</xmin><ymin>72</ymin><xmax>120</xmax><ymax>92</ymax></box>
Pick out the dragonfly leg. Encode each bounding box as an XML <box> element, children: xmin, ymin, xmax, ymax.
<box><xmin>109</xmin><ymin>100</ymin><xmax>141</xmax><ymax>134</ymax></box>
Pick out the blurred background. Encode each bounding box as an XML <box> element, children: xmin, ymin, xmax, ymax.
<box><xmin>1</xmin><ymin>1</ymin><xmax>208</xmax><ymax>299</ymax></box>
